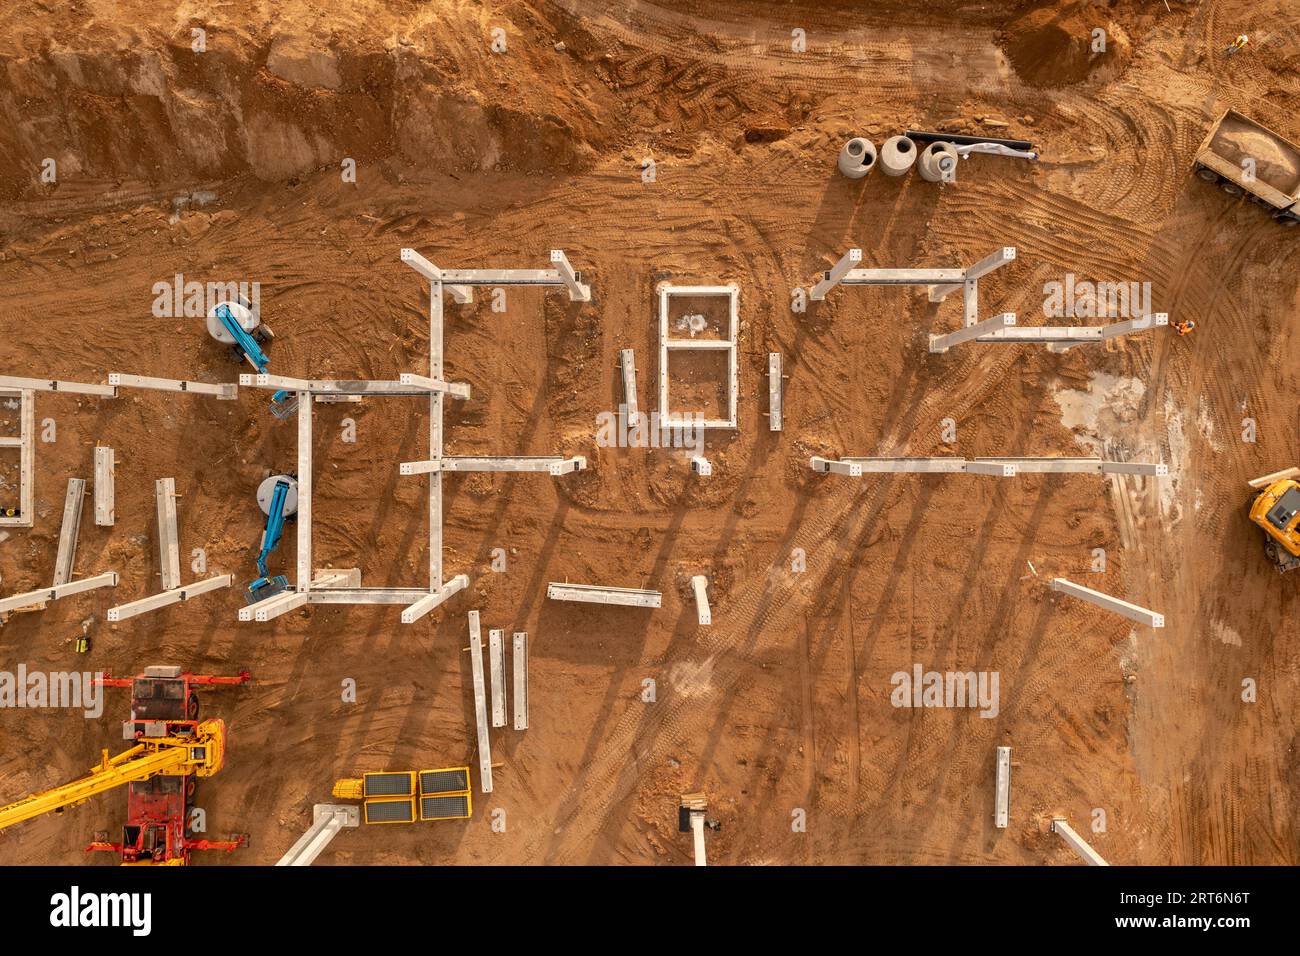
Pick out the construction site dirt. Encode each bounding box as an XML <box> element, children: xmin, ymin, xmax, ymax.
<box><xmin>0</xmin><ymin>0</ymin><xmax>1297</xmax><ymax>867</ymax></box>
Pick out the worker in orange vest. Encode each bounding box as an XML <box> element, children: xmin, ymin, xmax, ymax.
<box><xmin>1225</xmin><ymin>34</ymin><xmax>1250</xmax><ymax>56</ymax></box>
<box><xmin>1173</xmin><ymin>319</ymin><xmax>1196</xmax><ymax>336</ymax></box>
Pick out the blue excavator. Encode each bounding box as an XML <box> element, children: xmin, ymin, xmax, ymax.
<box><xmin>213</xmin><ymin>303</ymin><xmax>298</xmax><ymax>419</ymax></box>
<box><xmin>246</xmin><ymin>475</ymin><xmax>297</xmax><ymax>604</ymax></box>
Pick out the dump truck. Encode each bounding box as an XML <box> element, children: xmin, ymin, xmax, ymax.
<box><xmin>1193</xmin><ymin>109</ymin><xmax>1300</xmax><ymax>225</ymax></box>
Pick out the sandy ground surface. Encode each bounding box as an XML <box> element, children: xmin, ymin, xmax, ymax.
<box><xmin>0</xmin><ymin>0</ymin><xmax>1296</xmax><ymax>865</ymax></box>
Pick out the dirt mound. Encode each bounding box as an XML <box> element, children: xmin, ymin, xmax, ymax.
<box><xmin>1000</xmin><ymin>3</ymin><xmax>1131</xmax><ymax>88</ymax></box>
<box><xmin>1214</xmin><ymin>126</ymin><xmax>1300</xmax><ymax>193</ymax></box>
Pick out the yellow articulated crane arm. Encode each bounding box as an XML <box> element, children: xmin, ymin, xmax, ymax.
<box><xmin>0</xmin><ymin>719</ymin><xmax>227</xmax><ymax>832</ymax></box>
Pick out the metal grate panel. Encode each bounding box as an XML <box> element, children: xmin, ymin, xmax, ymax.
<box><xmin>364</xmin><ymin>797</ymin><xmax>416</xmax><ymax>824</ymax></box>
<box><xmin>420</xmin><ymin>768</ymin><xmax>469</xmax><ymax>794</ymax></box>
<box><xmin>364</xmin><ymin>771</ymin><xmax>415</xmax><ymax>797</ymax></box>
<box><xmin>420</xmin><ymin>795</ymin><xmax>471</xmax><ymax>821</ymax></box>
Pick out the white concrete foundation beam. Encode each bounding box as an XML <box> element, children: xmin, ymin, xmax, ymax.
<box><xmin>513</xmin><ymin>632</ymin><xmax>529</xmax><ymax>731</ymax></box>
<box><xmin>620</xmin><ymin>349</ymin><xmax>638</xmax><ymax>418</ymax></box>
<box><xmin>52</xmin><ymin>478</ymin><xmax>86</xmax><ymax>587</ymax></box>
<box><xmin>810</xmin><ymin>456</ymin><xmax>863</xmax><ymax>476</ymax></box>
<box><xmin>399</xmin><ymin>247</ymin><xmax>443</xmax><ymax>282</ymax></box>
<box><xmin>238</xmin><ymin>590</ymin><xmax>309</xmax><ymax>622</ymax></box>
<box><xmin>468</xmin><ymin>611</ymin><xmax>493</xmax><ymax>793</ymax></box>
<box><xmin>155</xmin><ymin>478</ymin><xmax>181</xmax><ymax>591</ymax></box>
<box><xmin>1051</xmin><ymin>818</ymin><xmax>1109</xmax><ymax>866</ymax></box>
<box><xmin>107</xmin><ymin>574</ymin><xmax>233</xmax><ymax>622</ymax></box>
<box><xmin>275</xmin><ymin>804</ymin><xmax>360</xmax><ymax>866</ymax></box>
<box><xmin>0</xmin><ymin>375</ymin><xmax>116</xmax><ymax>397</ymax></box>
<box><xmin>489</xmin><ymin>628</ymin><xmax>507</xmax><ymax>728</ymax></box>
<box><xmin>551</xmin><ymin>249</ymin><xmax>592</xmax><ymax>302</ymax></box>
<box><xmin>440</xmin><ymin>456</ymin><xmax>586</xmax><ymax>475</ymax></box>
<box><xmin>819</xmin><ymin>457</ymin><xmax>1016</xmax><ymax>476</ymax></box>
<box><xmin>94</xmin><ymin>447</ymin><xmax>115</xmax><ymax>526</ymax></box>
<box><xmin>929</xmin><ymin>313</ymin><xmax>1016</xmax><ymax>353</ymax></box>
<box><xmin>690</xmin><ymin>456</ymin><xmax>712</xmax><ymax>477</ymax></box>
<box><xmin>809</xmin><ymin>248</ymin><xmax>862</xmax><ymax>300</ymax></box>
<box><xmin>963</xmin><ymin>246</ymin><xmax>1017</xmax><ymax>281</ymax></box>
<box><xmin>0</xmin><ymin>572</ymin><xmax>118</xmax><ymax>616</ymax></box>
<box><xmin>994</xmin><ymin>746</ymin><xmax>1011</xmax><ymax>829</ymax></box>
<box><xmin>108</xmin><ymin>373</ymin><xmax>237</xmax><ymax>400</ymax></box>
<box><xmin>399</xmin><ymin>459</ymin><xmax>441</xmax><ymax>475</ymax></box>
<box><xmin>1051</xmin><ymin>577</ymin><xmax>1164</xmax><ymax>628</ymax></box>
<box><xmin>1099</xmin><ymin>312</ymin><xmax>1168</xmax><ymax>341</ymax></box>
<box><xmin>768</xmin><ymin>353</ymin><xmax>783</xmax><ymax>432</ymax></box>
<box><xmin>399</xmin><ymin>574</ymin><xmax>469</xmax><ymax>624</ymax></box>
<box><xmin>547</xmin><ymin>583</ymin><xmax>662</xmax><ymax>608</ymax></box>
<box><xmin>691</xmin><ymin>575</ymin><xmax>712</xmax><ymax>626</ymax></box>
<box><xmin>691</xmin><ymin>812</ymin><xmax>707</xmax><ymax>867</ymax></box>
<box><xmin>398</xmin><ymin>373</ymin><xmax>471</xmax><ymax>400</ymax></box>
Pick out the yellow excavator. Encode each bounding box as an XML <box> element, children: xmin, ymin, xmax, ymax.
<box><xmin>1249</xmin><ymin>467</ymin><xmax>1300</xmax><ymax>572</ymax></box>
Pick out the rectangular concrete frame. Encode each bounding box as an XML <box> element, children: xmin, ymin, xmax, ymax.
<box><xmin>806</xmin><ymin>248</ymin><xmax>1167</xmax><ymax>353</ymax></box>
<box><xmin>1051</xmin><ymin>818</ymin><xmax>1109</xmax><ymax>866</ymax></box>
<box><xmin>691</xmin><ymin>575</ymin><xmax>711</xmax><ymax>625</ymax></box>
<box><xmin>94</xmin><ymin>447</ymin><xmax>115</xmax><ymax>526</ymax></box>
<box><xmin>0</xmin><ymin>389</ymin><xmax>34</xmax><ymax>527</ymax></box>
<box><xmin>658</xmin><ymin>283</ymin><xmax>739</xmax><ymax>431</ymax></box>
<box><xmin>1051</xmin><ymin>577</ymin><xmax>1164</xmax><ymax>627</ymax></box>
<box><xmin>375</xmin><ymin>248</ymin><xmax>591</xmax><ymax>623</ymax></box>
<box><xmin>489</xmin><ymin>628</ymin><xmax>507</xmax><ymax>728</ymax></box>
<box><xmin>52</xmin><ymin>478</ymin><xmax>85</xmax><ymax>586</ymax></box>
<box><xmin>0</xmin><ymin>571</ymin><xmax>118</xmax><ymax>616</ymax></box>
<box><xmin>768</xmin><ymin>353</ymin><xmax>783</xmax><ymax>431</ymax></box>
<box><xmin>236</xmin><ymin>371</ymin><xmax>471</xmax><ymax>621</ymax></box>
<box><xmin>513</xmin><ymin>632</ymin><xmax>528</xmax><ymax>731</ymax></box>
<box><xmin>994</xmin><ymin>746</ymin><xmax>1011</xmax><ymax>829</ymax></box>
<box><xmin>547</xmin><ymin>583</ymin><xmax>662</xmax><ymax>608</ymax></box>
<box><xmin>468</xmin><ymin>611</ymin><xmax>493</xmax><ymax>793</ymax></box>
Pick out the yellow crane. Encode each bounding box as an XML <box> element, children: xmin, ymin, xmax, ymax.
<box><xmin>1249</xmin><ymin>468</ymin><xmax>1300</xmax><ymax>572</ymax></box>
<box><xmin>0</xmin><ymin>719</ymin><xmax>226</xmax><ymax>838</ymax></box>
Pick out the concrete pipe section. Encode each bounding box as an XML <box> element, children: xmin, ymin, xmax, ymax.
<box><xmin>837</xmin><ymin>137</ymin><xmax>877</xmax><ymax>179</ymax></box>
<box><xmin>919</xmin><ymin>141</ymin><xmax>959</xmax><ymax>182</ymax></box>
<box><xmin>257</xmin><ymin>474</ymin><xmax>299</xmax><ymax>517</ymax></box>
<box><xmin>206</xmin><ymin>297</ymin><xmax>260</xmax><ymax>345</ymax></box>
<box><xmin>880</xmin><ymin>135</ymin><xmax>917</xmax><ymax>176</ymax></box>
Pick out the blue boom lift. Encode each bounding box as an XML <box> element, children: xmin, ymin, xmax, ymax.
<box><xmin>213</xmin><ymin>303</ymin><xmax>298</xmax><ymax>419</ymax></box>
<box><xmin>246</xmin><ymin>475</ymin><xmax>296</xmax><ymax>604</ymax></box>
